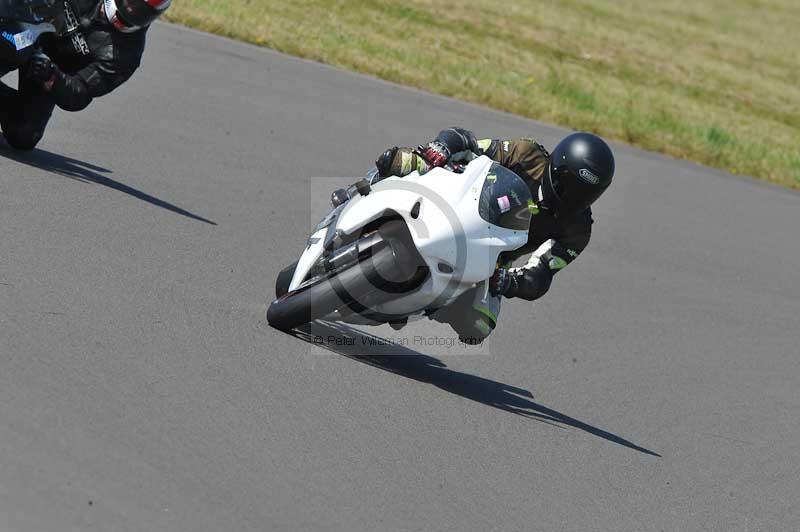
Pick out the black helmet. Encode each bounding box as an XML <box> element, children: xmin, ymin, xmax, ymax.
<box><xmin>541</xmin><ymin>132</ymin><xmax>615</xmax><ymax>216</ymax></box>
<box><xmin>103</xmin><ymin>0</ymin><xmax>171</xmax><ymax>32</ymax></box>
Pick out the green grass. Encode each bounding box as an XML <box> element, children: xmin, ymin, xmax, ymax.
<box><xmin>166</xmin><ymin>0</ymin><xmax>800</xmax><ymax>189</ymax></box>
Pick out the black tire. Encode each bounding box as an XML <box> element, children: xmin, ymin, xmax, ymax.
<box><xmin>267</xmin><ymin>242</ymin><xmax>414</xmax><ymax>331</ymax></box>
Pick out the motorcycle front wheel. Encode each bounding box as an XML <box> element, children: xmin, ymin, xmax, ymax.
<box><xmin>266</xmin><ymin>241</ymin><xmax>417</xmax><ymax>331</ymax></box>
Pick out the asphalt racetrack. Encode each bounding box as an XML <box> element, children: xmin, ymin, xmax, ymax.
<box><xmin>1</xmin><ymin>23</ymin><xmax>799</xmax><ymax>532</ymax></box>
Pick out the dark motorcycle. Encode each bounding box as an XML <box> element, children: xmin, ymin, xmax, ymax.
<box><xmin>0</xmin><ymin>0</ymin><xmax>63</xmax><ymax>71</ymax></box>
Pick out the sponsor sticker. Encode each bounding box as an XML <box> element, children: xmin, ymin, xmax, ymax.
<box><xmin>578</xmin><ymin>168</ymin><xmax>600</xmax><ymax>184</ymax></box>
<box><xmin>497</xmin><ymin>195</ymin><xmax>511</xmax><ymax>213</ymax></box>
<box><xmin>13</xmin><ymin>30</ymin><xmax>35</xmax><ymax>50</ymax></box>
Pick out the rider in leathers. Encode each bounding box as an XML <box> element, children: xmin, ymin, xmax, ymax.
<box><xmin>375</xmin><ymin>127</ymin><xmax>615</xmax><ymax>344</ymax></box>
<box><xmin>0</xmin><ymin>0</ymin><xmax>171</xmax><ymax>150</ymax></box>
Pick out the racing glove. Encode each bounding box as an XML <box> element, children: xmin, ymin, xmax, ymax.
<box><xmin>490</xmin><ymin>258</ymin><xmax>554</xmax><ymax>300</ymax></box>
<box><xmin>436</xmin><ymin>127</ymin><xmax>480</xmax><ymax>156</ymax></box>
<box><xmin>27</xmin><ymin>52</ymin><xmax>59</xmax><ymax>88</ymax></box>
<box><xmin>375</xmin><ymin>146</ymin><xmax>399</xmax><ymax>177</ymax></box>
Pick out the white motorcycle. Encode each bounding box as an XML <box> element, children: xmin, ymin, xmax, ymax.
<box><xmin>267</xmin><ymin>155</ymin><xmax>534</xmax><ymax>331</ymax></box>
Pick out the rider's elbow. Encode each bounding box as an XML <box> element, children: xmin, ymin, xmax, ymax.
<box><xmin>56</xmin><ymin>96</ymin><xmax>92</xmax><ymax>112</ymax></box>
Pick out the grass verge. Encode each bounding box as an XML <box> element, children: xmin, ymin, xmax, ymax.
<box><xmin>166</xmin><ymin>0</ymin><xmax>800</xmax><ymax>189</ymax></box>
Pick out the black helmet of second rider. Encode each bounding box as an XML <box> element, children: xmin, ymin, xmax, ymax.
<box><xmin>103</xmin><ymin>0</ymin><xmax>171</xmax><ymax>33</ymax></box>
<box><xmin>540</xmin><ymin>132</ymin><xmax>615</xmax><ymax>217</ymax></box>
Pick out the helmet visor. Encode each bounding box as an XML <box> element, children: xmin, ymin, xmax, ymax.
<box><xmin>545</xmin><ymin>164</ymin><xmax>609</xmax><ymax>216</ymax></box>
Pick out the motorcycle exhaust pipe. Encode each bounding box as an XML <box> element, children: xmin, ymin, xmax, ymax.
<box><xmin>323</xmin><ymin>232</ymin><xmax>385</xmax><ymax>272</ymax></box>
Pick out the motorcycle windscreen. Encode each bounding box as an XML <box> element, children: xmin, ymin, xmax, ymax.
<box><xmin>478</xmin><ymin>163</ymin><xmax>533</xmax><ymax>230</ymax></box>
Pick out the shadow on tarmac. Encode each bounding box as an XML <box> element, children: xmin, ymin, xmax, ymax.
<box><xmin>290</xmin><ymin>320</ymin><xmax>661</xmax><ymax>457</ymax></box>
<box><xmin>0</xmin><ymin>144</ymin><xmax>217</xmax><ymax>225</ymax></box>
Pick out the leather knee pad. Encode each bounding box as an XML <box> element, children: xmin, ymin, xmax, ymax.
<box><xmin>451</xmin><ymin>311</ymin><xmax>496</xmax><ymax>345</ymax></box>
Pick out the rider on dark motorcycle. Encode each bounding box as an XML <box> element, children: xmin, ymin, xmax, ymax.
<box><xmin>0</xmin><ymin>0</ymin><xmax>170</xmax><ymax>150</ymax></box>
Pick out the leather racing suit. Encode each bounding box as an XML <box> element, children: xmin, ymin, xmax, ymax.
<box><xmin>0</xmin><ymin>0</ymin><xmax>147</xmax><ymax>150</ymax></box>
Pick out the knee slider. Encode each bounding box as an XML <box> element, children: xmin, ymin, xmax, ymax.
<box><xmin>453</xmin><ymin>307</ymin><xmax>496</xmax><ymax>345</ymax></box>
<box><xmin>3</xmin><ymin>124</ymin><xmax>43</xmax><ymax>151</ymax></box>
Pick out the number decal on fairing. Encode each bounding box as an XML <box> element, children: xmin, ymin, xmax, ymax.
<box><xmin>12</xmin><ymin>30</ymin><xmax>35</xmax><ymax>50</ymax></box>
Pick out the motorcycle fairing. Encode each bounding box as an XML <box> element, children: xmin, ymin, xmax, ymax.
<box><xmin>287</xmin><ymin>156</ymin><xmax>530</xmax><ymax>316</ymax></box>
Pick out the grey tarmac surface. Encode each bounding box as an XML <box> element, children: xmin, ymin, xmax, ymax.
<box><xmin>1</xmin><ymin>22</ymin><xmax>799</xmax><ymax>532</ymax></box>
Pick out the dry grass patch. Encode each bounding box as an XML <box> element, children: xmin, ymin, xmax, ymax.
<box><xmin>166</xmin><ymin>0</ymin><xmax>800</xmax><ymax>188</ymax></box>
